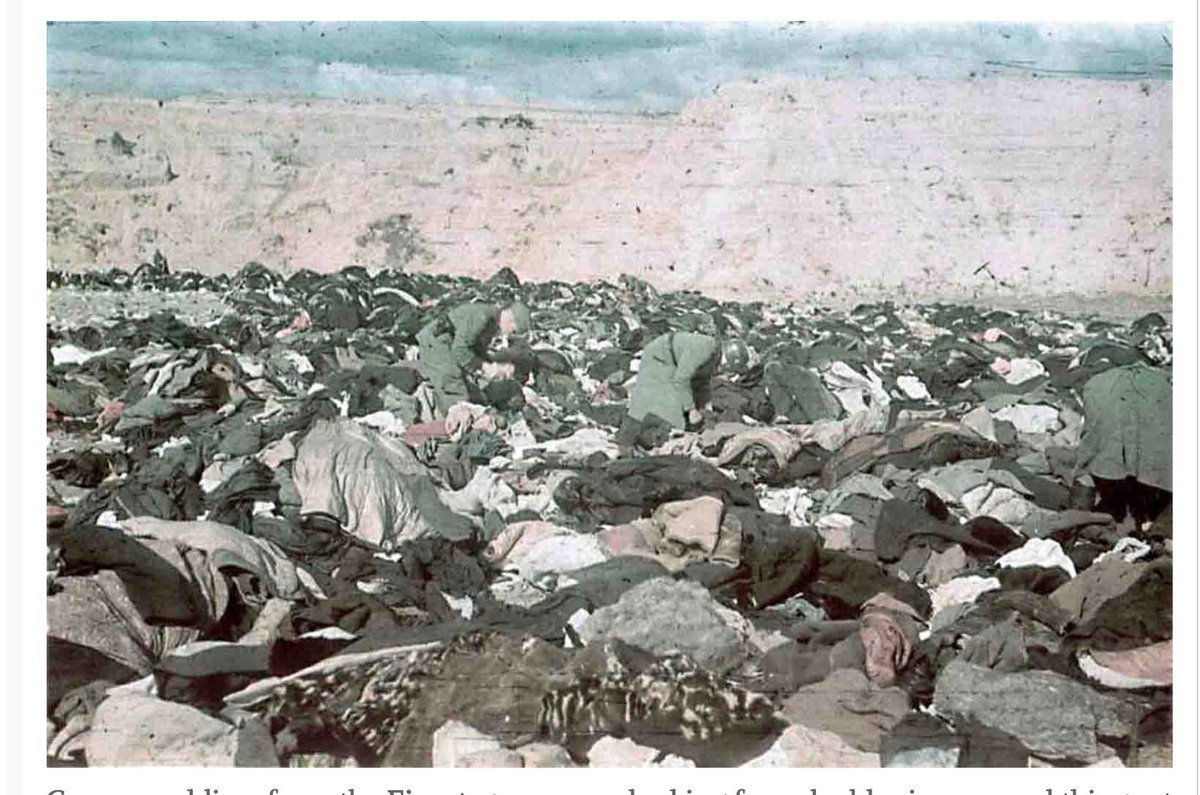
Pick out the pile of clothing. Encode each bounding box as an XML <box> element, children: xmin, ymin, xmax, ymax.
<box><xmin>45</xmin><ymin>261</ymin><xmax>1173</xmax><ymax>768</ymax></box>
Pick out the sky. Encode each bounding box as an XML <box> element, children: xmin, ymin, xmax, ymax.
<box><xmin>47</xmin><ymin>21</ymin><xmax>1174</xmax><ymax>111</ymax></box>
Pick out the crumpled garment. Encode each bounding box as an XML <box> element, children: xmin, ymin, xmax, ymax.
<box><xmin>581</xmin><ymin>577</ymin><xmax>748</xmax><ymax>673</ymax></box>
<box><xmin>959</xmin><ymin>613</ymin><xmax>1029</xmax><ymax>672</ymax></box>
<box><xmin>741</xmin><ymin>724</ymin><xmax>880</xmax><ymax>768</ymax></box>
<box><xmin>824</xmin><ymin>473</ymin><xmax>894</xmax><ymax>507</ymax></box>
<box><xmin>822</xmin><ymin>361</ymin><xmax>890</xmax><ymax>414</ymax></box>
<box><xmin>815</xmin><ymin>513</ymin><xmax>855</xmax><ymax>550</ymax></box>
<box><xmin>880</xmin><ymin>714</ymin><xmax>964</xmax><ymax>768</ymax></box>
<box><xmin>552</xmin><ymin>557</ymin><xmax>670</xmax><ymax>610</ymax></box>
<box><xmin>997</xmin><ymin>537</ymin><xmax>1077</xmax><ymax>578</ymax></box>
<box><xmin>444</xmin><ymin>402</ymin><xmax>495</xmax><ymax>441</ymax></box>
<box><xmin>785</xmin><ymin>401</ymin><xmax>890</xmax><ymax>452</ymax></box>
<box><xmin>929</xmin><ymin>576</ymin><xmax>1001</xmax><ymax>618</ymax></box>
<box><xmin>1049</xmin><ymin>558</ymin><xmax>1148</xmax><ymax>627</ymax></box>
<box><xmin>55</xmin><ymin>521</ymin><xmax>233</xmax><ymax>628</ymax></box>
<box><xmin>1022</xmin><ymin>508</ymin><xmax>1117</xmax><ymax>540</ymax></box>
<box><xmin>696</xmin><ymin>421</ymin><xmax>757</xmax><ymax>450</ymax></box>
<box><xmin>375</xmin><ymin>634</ymin><xmax>587</xmax><ymax>766</ymax></box>
<box><xmin>874</xmin><ymin>499</ymin><xmax>1024</xmax><ymax>564</ymax></box>
<box><xmin>52</xmin><ymin>343</ymin><xmax>118</xmax><ymax>366</ymax></box>
<box><xmin>384</xmin><ymin>381</ymin><xmax>441</xmax><ymax>426</ymax></box>
<box><xmin>1077</xmin><ymin>640</ymin><xmax>1172</xmax><ymax>689</ymax></box>
<box><xmin>895</xmin><ymin>375</ymin><xmax>931</xmax><ymax>401</ymax></box>
<box><xmin>808</xmin><ymin>547</ymin><xmax>930</xmax><ymax>620</ymax></box>
<box><xmin>238</xmin><ymin>597</ymin><xmax>294</xmax><ymax>646</ymax></box>
<box><xmin>293</xmin><ymin>418</ymin><xmax>474</xmax><ymax>548</ymax></box>
<box><xmin>596</xmin><ymin>497</ymin><xmax>743</xmax><ymax>573</ymax></box>
<box><xmin>432</xmin><ymin>721</ymin><xmax>524</xmax><ymax>768</ymax></box>
<box><xmin>440</xmin><ymin>466</ymin><xmax>518</xmax><ymax>517</ymax></box>
<box><xmin>48</xmin><ymin>680</ymin><xmax>116</xmax><ymax>762</ymax></box>
<box><xmin>528</xmin><ymin>427</ymin><xmax>621</xmax><ymax>462</ymax></box>
<box><xmin>484</xmin><ymin>522</ymin><xmax>575</xmax><ymax>569</ymax></box>
<box><xmin>1076</xmin><ymin>363</ymin><xmax>1172</xmax><ymax>491</ymax></box>
<box><xmin>48</xmin><ymin>572</ymin><xmax>199</xmax><ymax>709</ymax></box>
<box><xmin>1095</xmin><ymin>536</ymin><xmax>1153</xmax><ymax>565</ymax></box>
<box><xmin>759</xmin><ymin>624</ymin><xmax>863</xmax><ymax>694</ymax></box>
<box><xmin>200</xmin><ymin>458</ymin><xmax>242</xmax><ymax>494</ymax></box>
<box><xmin>859</xmin><ymin>592</ymin><xmax>923</xmax><ymax>687</ymax></box>
<box><xmin>255</xmin><ymin>436</ymin><xmax>296</xmax><ymax>469</ymax></box>
<box><xmin>587</xmin><ymin>736</ymin><xmax>694</xmax><ymax>768</ymax></box>
<box><xmin>113</xmin><ymin>394</ymin><xmax>186</xmax><ymax>433</ymax></box>
<box><xmin>653</xmin><ymin>495</ymin><xmax>739</xmax><ymax>563</ymax></box>
<box><xmin>49</xmin><ymin>264</ymin><xmax>1177</xmax><ymax>769</ymax></box>
<box><xmin>85</xmin><ymin>692</ymin><xmax>277</xmax><ymax>766</ymax></box>
<box><xmin>761</xmin><ymin>362</ymin><xmax>843</xmax><ymax>423</ymax></box>
<box><xmin>1050</xmin><ymin>558</ymin><xmax>1172</xmax><ymax>648</ymax></box>
<box><xmin>97</xmin><ymin>399</ymin><xmax>126</xmax><ymax>430</ymax></box>
<box><xmin>821</xmin><ymin>420</ymin><xmax>997</xmax><ymax>489</ymax></box>
<box><xmin>992</xmin><ymin>403</ymin><xmax>1060</xmax><ymax>434</ymax></box>
<box><xmin>500</xmin><ymin>532</ymin><xmax>610</xmax><ymax>582</ymax></box>
<box><xmin>539</xmin><ymin>642</ymin><xmax>780</xmax><ymax>766</ymax></box>
<box><xmin>995</xmin><ymin>357</ymin><xmax>1046</xmax><ymax>385</ymax></box>
<box><xmin>46</xmin><ymin>377</ymin><xmax>101</xmax><ymax>420</ymax></box>
<box><xmin>920</xmin><ymin>545</ymin><xmax>968</xmax><ymax>588</ymax></box>
<box><xmin>517</xmin><ymin>742</ymin><xmax>577</xmax><ymax>768</ymax></box>
<box><xmin>758</xmin><ymin>486</ymin><xmax>815</xmax><ymax>526</ymax></box>
<box><xmin>553</xmin><ymin>455</ymin><xmax>760</xmax><ymax>527</ymax></box>
<box><xmin>404</xmin><ymin>419</ymin><xmax>450</xmax><ymax>446</ymax></box>
<box><xmin>960</xmin><ymin>404</ymin><xmax>998</xmax><ymax>442</ymax></box>
<box><xmin>916</xmin><ymin>458</ymin><xmax>1033</xmax><ymax>506</ymax></box>
<box><xmin>781</xmin><ymin>668</ymin><xmax>909</xmax><ymax>753</ymax></box>
<box><xmin>933</xmin><ymin>660</ymin><xmax>1137</xmax><ymax>764</ymax></box>
<box><xmin>960</xmin><ymin>483</ymin><xmax>1051</xmax><ymax>530</ymax></box>
<box><xmin>224</xmin><ymin>640</ymin><xmax>451</xmax><ymax>711</ymax></box>
<box><xmin>154</xmin><ymin>640</ymin><xmax>274</xmax><ymax>709</ymax></box>
<box><xmin>120</xmin><ymin>516</ymin><xmax>309</xmax><ymax>601</ymax></box>
<box><xmin>594</xmin><ymin>520</ymin><xmax>661</xmax><ymax>558</ymax></box>
<box><xmin>717</xmin><ymin>427</ymin><xmax>801</xmax><ymax>469</ymax></box>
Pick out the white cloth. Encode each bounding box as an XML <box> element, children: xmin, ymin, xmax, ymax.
<box><xmin>930</xmin><ymin>576</ymin><xmax>1001</xmax><ymax>617</ymax></box>
<box><xmin>997</xmin><ymin>538</ymin><xmax>1077</xmax><ymax>578</ymax></box>
<box><xmin>52</xmin><ymin>344</ymin><xmax>117</xmax><ymax>366</ymax></box>
<box><xmin>758</xmin><ymin>486</ymin><xmax>814</xmax><ymax>525</ymax></box>
<box><xmin>528</xmin><ymin>427</ymin><xmax>620</xmax><ymax>462</ymax></box>
<box><xmin>1001</xmin><ymin>358</ymin><xmax>1046</xmax><ymax>385</ymax></box>
<box><xmin>507</xmin><ymin>533</ymin><xmax>610</xmax><ymax>581</ymax></box>
<box><xmin>993</xmin><ymin>404</ymin><xmax>1061</xmax><ymax>434</ymax></box>
<box><xmin>896</xmin><ymin>375</ymin><xmax>932</xmax><ymax>400</ymax></box>
<box><xmin>588</xmin><ymin>737</ymin><xmax>695</xmax><ymax>768</ymax></box>
<box><xmin>823</xmin><ymin>361</ymin><xmax>890</xmax><ymax>414</ymax></box>
<box><xmin>1095</xmin><ymin>536</ymin><xmax>1153</xmax><ymax>565</ymax></box>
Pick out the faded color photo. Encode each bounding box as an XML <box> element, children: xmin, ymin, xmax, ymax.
<box><xmin>46</xmin><ymin>22</ymin><xmax>1173</xmax><ymax>769</ymax></box>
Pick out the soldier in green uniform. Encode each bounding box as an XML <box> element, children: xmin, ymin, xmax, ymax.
<box><xmin>627</xmin><ymin>331</ymin><xmax>723</xmax><ymax>430</ymax></box>
<box><xmin>416</xmin><ymin>301</ymin><xmax>532</xmax><ymax>415</ymax></box>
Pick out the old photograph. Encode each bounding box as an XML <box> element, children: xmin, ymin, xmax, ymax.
<box><xmin>42</xmin><ymin>20</ymin><xmax>1175</xmax><ymax>771</ymax></box>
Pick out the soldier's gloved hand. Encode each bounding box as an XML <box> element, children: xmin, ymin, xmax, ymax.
<box><xmin>687</xmin><ymin>408</ymin><xmax>704</xmax><ymax>427</ymax></box>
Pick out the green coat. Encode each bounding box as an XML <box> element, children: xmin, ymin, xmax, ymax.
<box><xmin>416</xmin><ymin>303</ymin><xmax>500</xmax><ymax>412</ymax></box>
<box><xmin>627</xmin><ymin>332</ymin><xmax>720</xmax><ymax>429</ymax></box>
<box><xmin>1077</xmin><ymin>362</ymin><xmax>1172</xmax><ymax>491</ymax></box>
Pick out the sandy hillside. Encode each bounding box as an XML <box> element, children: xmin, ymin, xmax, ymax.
<box><xmin>47</xmin><ymin>77</ymin><xmax>1171</xmax><ymax>308</ymax></box>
